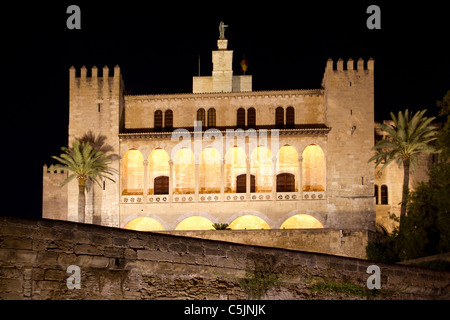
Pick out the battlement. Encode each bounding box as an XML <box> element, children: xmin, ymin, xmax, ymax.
<box><xmin>43</xmin><ymin>164</ymin><xmax>67</xmax><ymax>175</ymax></box>
<box><xmin>69</xmin><ymin>65</ymin><xmax>122</xmax><ymax>91</ymax></box>
<box><xmin>69</xmin><ymin>65</ymin><xmax>121</xmax><ymax>79</ymax></box>
<box><xmin>325</xmin><ymin>57</ymin><xmax>374</xmax><ymax>72</ymax></box>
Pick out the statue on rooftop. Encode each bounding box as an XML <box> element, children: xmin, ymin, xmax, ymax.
<box><xmin>219</xmin><ymin>21</ymin><xmax>228</xmax><ymax>40</ymax></box>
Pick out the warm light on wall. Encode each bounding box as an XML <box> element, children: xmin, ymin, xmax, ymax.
<box><xmin>302</xmin><ymin>145</ymin><xmax>325</xmax><ymax>192</ymax></box>
<box><xmin>199</xmin><ymin>148</ymin><xmax>221</xmax><ymax>193</ymax></box>
<box><xmin>229</xmin><ymin>215</ymin><xmax>270</xmax><ymax>230</ymax></box>
<box><xmin>124</xmin><ymin>217</ymin><xmax>165</xmax><ymax>231</ymax></box>
<box><xmin>173</xmin><ymin>148</ymin><xmax>195</xmax><ymax>194</ymax></box>
<box><xmin>277</xmin><ymin>145</ymin><xmax>299</xmax><ymax>191</ymax></box>
<box><xmin>250</xmin><ymin>147</ymin><xmax>272</xmax><ymax>192</ymax></box>
<box><xmin>148</xmin><ymin>149</ymin><xmax>170</xmax><ymax>195</ymax></box>
<box><xmin>175</xmin><ymin>216</ymin><xmax>215</xmax><ymax>230</ymax></box>
<box><xmin>122</xmin><ymin>149</ymin><xmax>144</xmax><ymax>195</ymax></box>
<box><xmin>225</xmin><ymin>146</ymin><xmax>247</xmax><ymax>193</ymax></box>
<box><xmin>280</xmin><ymin>214</ymin><xmax>323</xmax><ymax>229</ymax></box>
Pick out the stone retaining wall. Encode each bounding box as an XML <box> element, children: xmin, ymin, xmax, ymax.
<box><xmin>0</xmin><ymin>217</ymin><xmax>448</xmax><ymax>300</ymax></box>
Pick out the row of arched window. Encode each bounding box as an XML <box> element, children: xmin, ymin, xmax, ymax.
<box><xmin>122</xmin><ymin>144</ymin><xmax>326</xmax><ymax>196</ymax></box>
<box><xmin>153</xmin><ymin>106</ymin><xmax>296</xmax><ymax>130</ymax></box>
<box><xmin>375</xmin><ymin>184</ymin><xmax>388</xmax><ymax>205</ymax></box>
<box><xmin>124</xmin><ymin>214</ymin><xmax>324</xmax><ymax>231</ymax></box>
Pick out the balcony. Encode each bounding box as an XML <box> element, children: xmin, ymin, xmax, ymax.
<box><xmin>121</xmin><ymin>191</ymin><xmax>326</xmax><ymax>204</ymax></box>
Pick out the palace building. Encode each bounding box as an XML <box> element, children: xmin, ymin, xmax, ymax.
<box><xmin>43</xmin><ymin>27</ymin><xmax>381</xmax><ymax>233</ymax></box>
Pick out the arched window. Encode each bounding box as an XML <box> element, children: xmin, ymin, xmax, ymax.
<box><xmin>164</xmin><ymin>110</ymin><xmax>173</xmax><ymax>130</ymax></box>
<box><xmin>247</xmin><ymin>107</ymin><xmax>256</xmax><ymax>128</ymax></box>
<box><xmin>154</xmin><ymin>176</ymin><xmax>169</xmax><ymax>195</ymax></box>
<box><xmin>250</xmin><ymin>146</ymin><xmax>272</xmax><ymax>193</ymax></box>
<box><xmin>228</xmin><ymin>215</ymin><xmax>270</xmax><ymax>230</ymax></box>
<box><xmin>381</xmin><ymin>185</ymin><xmax>388</xmax><ymax>204</ymax></box>
<box><xmin>276</xmin><ymin>107</ymin><xmax>284</xmax><ymax>129</ymax></box>
<box><xmin>154</xmin><ymin>110</ymin><xmax>163</xmax><ymax>131</ymax></box>
<box><xmin>173</xmin><ymin>148</ymin><xmax>195</xmax><ymax>194</ymax></box>
<box><xmin>276</xmin><ymin>173</ymin><xmax>295</xmax><ymax>192</ymax></box>
<box><xmin>207</xmin><ymin>108</ymin><xmax>216</xmax><ymax>127</ymax></box>
<box><xmin>175</xmin><ymin>216</ymin><xmax>215</xmax><ymax>230</ymax></box>
<box><xmin>236</xmin><ymin>174</ymin><xmax>256</xmax><ymax>193</ymax></box>
<box><xmin>374</xmin><ymin>185</ymin><xmax>379</xmax><ymax>205</ymax></box>
<box><xmin>197</xmin><ymin>108</ymin><xmax>206</xmax><ymax>127</ymax></box>
<box><xmin>286</xmin><ymin>107</ymin><xmax>295</xmax><ymax>128</ymax></box>
<box><xmin>224</xmin><ymin>146</ymin><xmax>247</xmax><ymax>193</ymax></box>
<box><xmin>199</xmin><ymin>148</ymin><xmax>221</xmax><ymax>194</ymax></box>
<box><xmin>237</xmin><ymin>108</ymin><xmax>245</xmax><ymax>128</ymax></box>
<box><xmin>124</xmin><ymin>217</ymin><xmax>165</xmax><ymax>231</ymax></box>
<box><xmin>122</xmin><ymin>150</ymin><xmax>144</xmax><ymax>195</ymax></box>
<box><xmin>280</xmin><ymin>214</ymin><xmax>323</xmax><ymax>229</ymax></box>
<box><xmin>148</xmin><ymin>149</ymin><xmax>169</xmax><ymax>195</ymax></box>
<box><xmin>302</xmin><ymin>145</ymin><xmax>325</xmax><ymax>192</ymax></box>
<box><xmin>277</xmin><ymin>145</ymin><xmax>298</xmax><ymax>192</ymax></box>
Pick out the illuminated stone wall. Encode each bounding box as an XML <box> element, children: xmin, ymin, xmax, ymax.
<box><xmin>1</xmin><ymin>217</ymin><xmax>448</xmax><ymax>300</ymax></box>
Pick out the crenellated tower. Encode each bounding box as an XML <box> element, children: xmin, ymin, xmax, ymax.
<box><xmin>322</xmin><ymin>58</ymin><xmax>376</xmax><ymax>230</ymax></box>
<box><xmin>65</xmin><ymin>65</ymin><xmax>125</xmax><ymax>227</ymax></box>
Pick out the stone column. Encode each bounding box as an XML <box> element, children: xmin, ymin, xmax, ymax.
<box><xmin>195</xmin><ymin>161</ymin><xmax>199</xmax><ymax>200</ymax></box>
<box><xmin>298</xmin><ymin>156</ymin><xmax>303</xmax><ymax>195</ymax></box>
<box><xmin>246</xmin><ymin>158</ymin><xmax>251</xmax><ymax>199</ymax></box>
<box><xmin>143</xmin><ymin>160</ymin><xmax>148</xmax><ymax>202</ymax></box>
<box><xmin>220</xmin><ymin>158</ymin><xmax>225</xmax><ymax>201</ymax></box>
<box><xmin>272</xmin><ymin>156</ymin><xmax>277</xmax><ymax>200</ymax></box>
<box><xmin>169</xmin><ymin>160</ymin><xmax>174</xmax><ymax>202</ymax></box>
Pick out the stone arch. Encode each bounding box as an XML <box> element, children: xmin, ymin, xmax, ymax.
<box><xmin>199</xmin><ymin>147</ymin><xmax>221</xmax><ymax>194</ymax></box>
<box><xmin>278</xmin><ymin>210</ymin><xmax>325</xmax><ymax>229</ymax></box>
<box><xmin>277</xmin><ymin>145</ymin><xmax>299</xmax><ymax>192</ymax></box>
<box><xmin>173</xmin><ymin>148</ymin><xmax>195</xmax><ymax>194</ymax></box>
<box><xmin>148</xmin><ymin>148</ymin><xmax>170</xmax><ymax>195</ymax></box>
<box><xmin>175</xmin><ymin>215</ymin><xmax>215</xmax><ymax>231</ymax></box>
<box><xmin>250</xmin><ymin>146</ymin><xmax>273</xmax><ymax>193</ymax></box>
<box><xmin>228</xmin><ymin>214</ymin><xmax>270</xmax><ymax>230</ymax></box>
<box><xmin>301</xmin><ymin>144</ymin><xmax>326</xmax><ymax>192</ymax></box>
<box><xmin>122</xmin><ymin>149</ymin><xmax>144</xmax><ymax>195</ymax></box>
<box><xmin>124</xmin><ymin>217</ymin><xmax>165</xmax><ymax>231</ymax></box>
<box><xmin>280</xmin><ymin>214</ymin><xmax>324</xmax><ymax>229</ymax></box>
<box><xmin>224</xmin><ymin>146</ymin><xmax>247</xmax><ymax>193</ymax></box>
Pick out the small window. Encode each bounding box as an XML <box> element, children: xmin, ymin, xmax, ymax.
<box><xmin>286</xmin><ymin>107</ymin><xmax>295</xmax><ymax>129</ymax></box>
<box><xmin>197</xmin><ymin>108</ymin><xmax>206</xmax><ymax>127</ymax></box>
<box><xmin>154</xmin><ymin>176</ymin><xmax>169</xmax><ymax>195</ymax></box>
<box><xmin>374</xmin><ymin>185</ymin><xmax>379</xmax><ymax>204</ymax></box>
<box><xmin>164</xmin><ymin>110</ymin><xmax>173</xmax><ymax>130</ymax></box>
<box><xmin>237</xmin><ymin>108</ymin><xmax>245</xmax><ymax>128</ymax></box>
<box><xmin>154</xmin><ymin>110</ymin><xmax>163</xmax><ymax>131</ymax></box>
<box><xmin>247</xmin><ymin>107</ymin><xmax>256</xmax><ymax>128</ymax></box>
<box><xmin>236</xmin><ymin>174</ymin><xmax>256</xmax><ymax>193</ymax></box>
<box><xmin>381</xmin><ymin>185</ymin><xmax>388</xmax><ymax>205</ymax></box>
<box><xmin>207</xmin><ymin>108</ymin><xmax>216</xmax><ymax>128</ymax></box>
<box><xmin>276</xmin><ymin>107</ymin><xmax>284</xmax><ymax>129</ymax></box>
<box><xmin>276</xmin><ymin>173</ymin><xmax>295</xmax><ymax>192</ymax></box>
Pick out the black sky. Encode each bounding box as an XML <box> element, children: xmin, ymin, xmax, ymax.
<box><xmin>1</xmin><ymin>1</ymin><xmax>449</xmax><ymax>219</ymax></box>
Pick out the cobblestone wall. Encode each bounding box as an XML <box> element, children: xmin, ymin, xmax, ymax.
<box><xmin>0</xmin><ymin>217</ymin><xmax>448</xmax><ymax>300</ymax></box>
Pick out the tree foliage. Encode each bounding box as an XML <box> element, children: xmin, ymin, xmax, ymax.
<box><xmin>369</xmin><ymin>109</ymin><xmax>438</xmax><ymax>232</ymax></box>
<box><xmin>367</xmin><ymin>91</ymin><xmax>450</xmax><ymax>262</ymax></box>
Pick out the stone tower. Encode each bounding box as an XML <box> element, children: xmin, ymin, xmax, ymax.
<box><xmin>193</xmin><ymin>32</ymin><xmax>252</xmax><ymax>93</ymax></box>
<box><xmin>66</xmin><ymin>65</ymin><xmax>124</xmax><ymax>227</ymax></box>
<box><xmin>322</xmin><ymin>58</ymin><xmax>375</xmax><ymax>230</ymax></box>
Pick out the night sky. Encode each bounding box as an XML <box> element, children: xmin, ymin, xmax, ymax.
<box><xmin>2</xmin><ymin>1</ymin><xmax>449</xmax><ymax>219</ymax></box>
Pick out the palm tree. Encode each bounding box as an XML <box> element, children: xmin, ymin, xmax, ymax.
<box><xmin>49</xmin><ymin>139</ymin><xmax>116</xmax><ymax>223</ymax></box>
<box><xmin>369</xmin><ymin>109</ymin><xmax>438</xmax><ymax>232</ymax></box>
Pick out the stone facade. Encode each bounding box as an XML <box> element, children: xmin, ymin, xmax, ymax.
<box><xmin>43</xmin><ymin>29</ymin><xmax>391</xmax><ymax>234</ymax></box>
